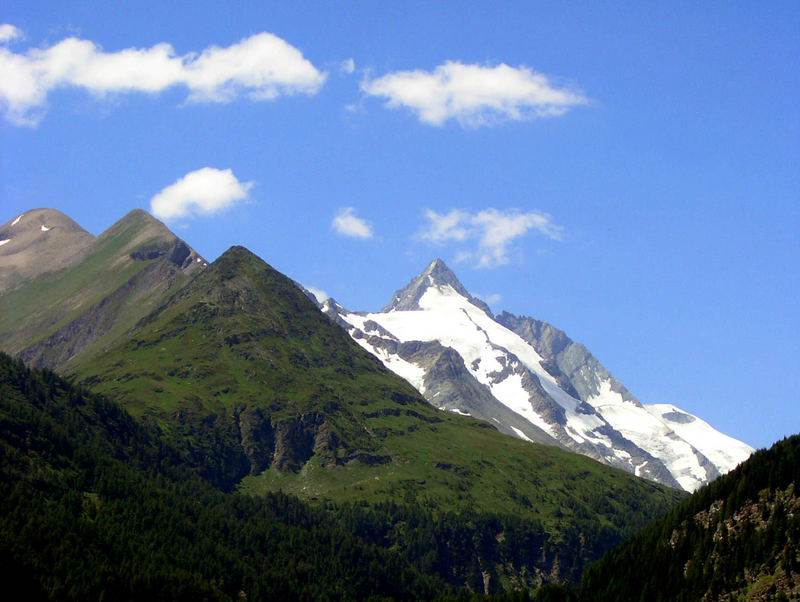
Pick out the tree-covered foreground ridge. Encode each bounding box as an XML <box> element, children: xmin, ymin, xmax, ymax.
<box><xmin>579</xmin><ymin>433</ymin><xmax>800</xmax><ymax>601</ymax></box>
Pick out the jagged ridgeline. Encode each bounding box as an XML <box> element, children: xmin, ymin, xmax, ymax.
<box><xmin>580</xmin><ymin>434</ymin><xmax>800</xmax><ymax>601</ymax></box>
<box><xmin>1</xmin><ymin>209</ymin><xmax>686</xmax><ymax>593</ymax></box>
<box><xmin>73</xmin><ymin>244</ymin><xmax>680</xmax><ymax>497</ymax></box>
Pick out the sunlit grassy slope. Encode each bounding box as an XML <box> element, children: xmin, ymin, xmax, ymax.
<box><xmin>0</xmin><ymin>209</ymin><xmax>198</xmax><ymax>370</ymax></box>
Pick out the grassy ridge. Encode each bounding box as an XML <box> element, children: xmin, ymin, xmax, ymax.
<box><xmin>0</xmin><ymin>210</ymin><xmax>200</xmax><ymax>373</ymax></box>
<box><xmin>0</xmin><ymin>210</ymin><xmax>188</xmax><ymax>357</ymax></box>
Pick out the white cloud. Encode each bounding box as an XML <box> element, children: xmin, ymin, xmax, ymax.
<box><xmin>420</xmin><ymin>208</ymin><xmax>561</xmax><ymax>267</ymax></box>
<box><xmin>332</xmin><ymin>207</ymin><xmax>373</xmax><ymax>239</ymax></box>
<box><xmin>339</xmin><ymin>58</ymin><xmax>355</xmax><ymax>75</ymax></box>
<box><xmin>0</xmin><ymin>24</ymin><xmax>21</xmax><ymax>44</ymax></box>
<box><xmin>475</xmin><ymin>292</ymin><xmax>502</xmax><ymax>306</ymax></box>
<box><xmin>362</xmin><ymin>60</ymin><xmax>587</xmax><ymax>127</ymax></box>
<box><xmin>183</xmin><ymin>33</ymin><xmax>326</xmax><ymax>102</ymax></box>
<box><xmin>304</xmin><ymin>285</ymin><xmax>329</xmax><ymax>303</ymax></box>
<box><xmin>150</xmin><ymin>167</ymin><xmax>254</xmax><ymax>220</ymax></box>
<box><xmin>0</xmin><ymin>27</ymin><xmax>326</xmax><ymax>125</ymax></box>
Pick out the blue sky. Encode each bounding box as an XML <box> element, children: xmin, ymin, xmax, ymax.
<box><xmin>1</xmin><ymin>2</ymin><xmax>798</xmax><ymax>450</ymax></box>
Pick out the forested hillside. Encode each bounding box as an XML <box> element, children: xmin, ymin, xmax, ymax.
<box><xmin>580</xmin><ymin>434</ymin><xmax>800</xmax><ymax>601</ymax></box>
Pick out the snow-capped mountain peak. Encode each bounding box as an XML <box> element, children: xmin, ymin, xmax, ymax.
<box><xmin>325</xmin><ymin>260</ymin><xmax>754</xmax><ymax>491</ymax></box>
<box><xmin>382</xmin><ymin>258</ymin><xmax>492</xmax><ymax>315</ymax></box>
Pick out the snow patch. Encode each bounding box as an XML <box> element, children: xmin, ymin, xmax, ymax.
<box><xmin>588</xmin><ymin>379</ymin><xmax>709</xmax><ymax>491</ymax></box>
<box><xmin>448</xmin><ymin>408</ymin><xmax>471</xmax><ymax>416</ymax></box>
<box><xmin>40</xmin><ymin>225</ymin><xmax>50</xmax><ymax>232</ymax></box>
<box><xmin>0</xmin><ymin>239</ymin><xmax>9</xmax><ymax>247</ymax></box>
<box><xmin>646</xmin><ymin>403</ymin><xmax>754</xmax><ymax>476</ymax></box>
<box><xmin>510</xmin><ymin>426</ymin><xmax>533</xmax><ymax>442</ymax></box>
<box><xmin>350</xmin><ymin>334</ymin><xmax>427</xmax><ymax>394</ymax></box>
<box><xmin>11</xmin><ymin>214</ymin><xmax>23</xmax><ymax>226</ymax></box>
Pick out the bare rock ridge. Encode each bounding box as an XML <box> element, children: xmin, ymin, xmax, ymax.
<box><xmin>382</xmin><ymin>257</ymin><xmax>493</xmax><ymax>315</ymax></box>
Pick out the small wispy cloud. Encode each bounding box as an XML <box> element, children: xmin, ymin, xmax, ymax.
<box><xmin>475</xmin><ymin>292</ymin><xmax>502</xmax><ymax>306</ymax></box>
<box><xmin>304</xmin><ymin>285</ymin><xmax>329</xmax><ymax>304</ymax></box>
<box><xmin>361</xmin><ymin>60</ymin><xmax>587</xmax><ymax>127</ymax></box>
<box><xmin>0</xmin><ymin>24</ymin><xmax>21</xmax><ymax>44</ymax></box>
<box><xmin>0</xmin><ymin>26</ymin><xmax>327</xmax><ymax>125</ymax></box>
<box><xmin>419</xmin><ymin>208</ymin><xmax>562</xmax><ymax>267</ymax></box>
<box><xmin>332</xmin><ymin>207</ymin><xmax>373</xmax><ymax>239</ymax></box>
<box><xmin>150</xmin><ymin>167</ymin><xmax>254</xmax><ymax>221</ymax></box>
<box><xmin>339</xmin><ymin>58</ymin><xmax>355</xmax><ymax>75</ymax></box>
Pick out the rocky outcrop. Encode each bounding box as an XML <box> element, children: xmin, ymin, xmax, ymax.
<box><xmin>496</xmin><ymin>311</ymin><xmax>639</xmax><ymax>406</ymax></box>
<box><xmin>382</xmin><ymin>258</ymin><xmax>492</xmax><ymax>315</ymax></box>
<box><xmin>237</xmin><ymin>407</ymin><xmax>276</xmax><ymax>473</ymax></box>
<box><xmin>396</xmin><ymin>339</ymin><xmax>559</xmax><ymax>446</ymax></box>
<box><xmin>236</xmin><ymin>408</ymin><xmax>357</xmax><ymax>474</ymax></box>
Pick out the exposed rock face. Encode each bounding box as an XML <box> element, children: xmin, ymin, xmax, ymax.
<box><xmin>496</xmin><ymin>312</ymin><xmax>637</xmax><ymax>406</ymax></box>
<box><xmin>382</xmin><ymin>258</ymin><xmax>492</xmax><ymax>315</ymax></box>
<box><xmin>272</xmin><ymin>413</ymin><xmax>325</xmax><ymax>472</ymax></box>
<box><xmin>237</xmin><ymin>407</ymin><xmax>276</xmax><ymax>473</ymax></box>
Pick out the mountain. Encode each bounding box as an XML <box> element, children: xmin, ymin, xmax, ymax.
<box><xmin>0</xmin><ymin>208</ymin><xmax>206</xmax><ymax>372</ymax></box>
<box><xmin>579</xmin><ymin>434</ymin><xmax>800</xmax><ymax>601</ymax></box>
<box><xmin>0</xmin><ymin>208</ymin><xmax>686</xmax><ymax>590</ymax></box>
<box><xmin>324</xmin><ymin>258</ymin><xmax>754</xmax><ymax>491</ymax></box>
<box><xmin>0</xmin><ymin>208</ymin><xmax>95</xmax><ymax>292</ymax></box>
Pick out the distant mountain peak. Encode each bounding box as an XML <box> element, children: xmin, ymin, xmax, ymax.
<box><xmin>328</xmin><ymin>257</ymin><xmax>754</xmax><ymax>491</ymax></box>
<box><xmin>382</xmin><ymin>258</ymin><xmax>491</xmax><ymax>313</ymax></box>
<box><xmin>1</xmin><ymin>207</ymin><xmax>88</xmax><ymax>234</ymax></box>
<box><xmin>0</xmin><ymin>207</ymin><xmax>95</xmax><ymax>292</ymax></box>
<box><xmin>423</xmin><ymin>258</ymin><xmax>465</xmax><ymax>288</ymax></box>
<box><xmin>101</xmin><ymin>208</ymin><xmax>177</xmax><ymax>243</ymax></box>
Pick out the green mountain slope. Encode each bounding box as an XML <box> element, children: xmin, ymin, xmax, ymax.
<box><xmin>0</xmin><ymin>351</ymin><xmax>453</xmax><ymax>600</ymax></box>
<box><xmin>579</xmin><ymin>435</ymin><xmax>800</xmax><ymax>601</ymax></box>
<box><xmin>0</xmin><ymin>209</ymin><xmax>204</xmax><ymax>371</ymax></box>
<box><xmin>70</xmin><ymin>245</ymin><xmax>685</xmax><ymax>586</ymax></box>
